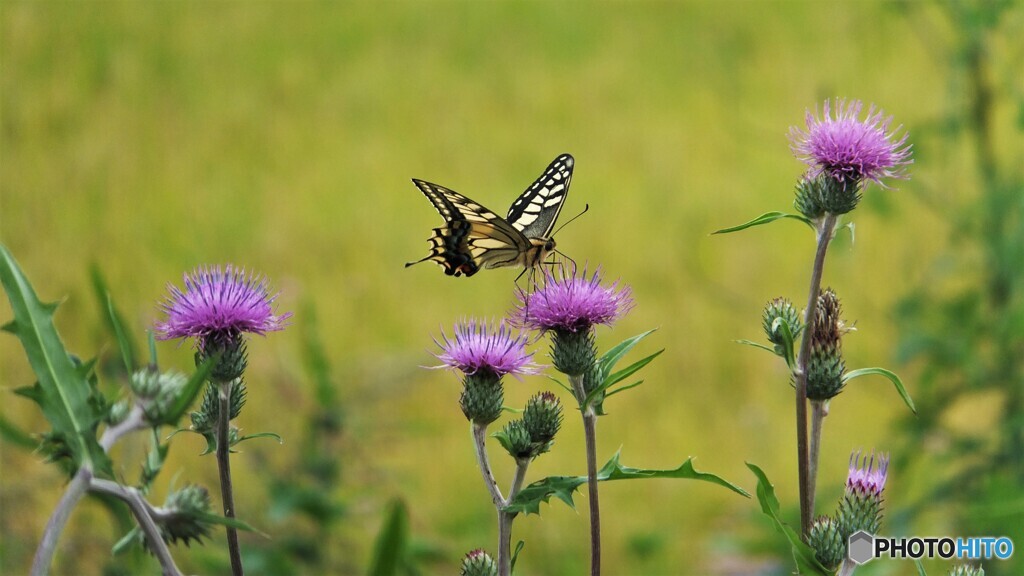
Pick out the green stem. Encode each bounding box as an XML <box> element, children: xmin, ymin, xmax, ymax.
<box><xmin>571</xmin><ymin>374</ymin><xmax>601</xmax><ymax>576</ymax></box>
<box><xmin>498</xmin><ymin>459</ymin><xmax>529</xmax><ymax>576</ymax></box>
<box><xmin>216</xmin><ymin>380</ymin><xmax>244</xmax><ymax>576</ymax></box>
<box><xmin>795</xmin><ymin>212</ymin><xmax>837</xmax><ymax>537</ymax></box>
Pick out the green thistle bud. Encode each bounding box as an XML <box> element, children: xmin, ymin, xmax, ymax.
<box><xmin>807</xmin><ymin>288</ymin><xmax>846</xmax><ymax>401</ymax></box>
<box><xmin>107</xmin><ymin>399</ymin><xmax>131</xmax><ymax>425</ymax></box>
<box><xmin>808</xmin><ymin>516</ymin><xmax>845</xmax><ymax>570</ymax></box>
<box><xmin>551</xmin><ymin>328</ymin><xmax>597</xmax><ymax>378</ymax></box>
<box><xmin>795</xmin><ymin>173</ymin><xmax>861</xmax><ymax>218</ymax></box>
<box><xmin>131</xmin><ymin>369</ymin><xmax>188</xmax><ymax>423</ymax></box>
<box><xmin>198</xmin><ymin>332</ymin><xmax>248</xmax><ymax>383</ymax></box>
<box><xmin>460</xmin><ymin>549</ymin><xmax>498</xmax><ymax>576</ymax></box>
<box><xmin>762</xmin><ymin>297</ymin><xmax>802</xmax><ymax>349</ymax></box>
<box><xmin>523</xmin><ymin>391</ymin><xmax>563</xmax><ymax>446</ymax></box>
<box><xmin>151</xmin><ymin>484</ymin><xmax>214</xmax><ymax>549</ymax></box>
<box><xmin>190</xmin><ymin>379</ymin><xmax>247</xmax><ymax>433</ymax></box>
<box><xmin>459</xmin><ymin>371</ymin><xmax>503</xmax><ymax>426</ymax></box>
<box><xmin>498</xmin><ymin>419</ymin><xmax>534</xmax><ymax>459</ymax></box>
<box><xmin>948</xmin><ymin>565</ymin><xmax>985</xmax><ymax>576</ymax></box>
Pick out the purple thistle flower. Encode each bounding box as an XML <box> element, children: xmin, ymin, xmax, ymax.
<box><xmin>789</xmin><ymin>98</ymin><xmax>912</xmax><ymax>187</ymax></box>
<box><xmin>846</xmin><ymin>450</ymin><xmax>889</xmax><ymax>497</ymax></box>
<box><xmin>434</xmin><ymin>320</ymin><xmax>539</xmax><ymax>379</ymax></box>
<box><xmin>513</xmin><ymin>267</ymin><xmax>634</xmax><ymax>334</ymax></box>
<box><xmin>155</xmin><ymin>265</ymin><xmax>291</xmax><ymax>343</ymax></box>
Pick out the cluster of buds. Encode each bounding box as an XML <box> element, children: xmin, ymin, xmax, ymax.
<box><xmin>807</xmin><ymin>515</ymin><xmax>845</xmax><ymax>570</ymax></box>
<box><xmin>190</xmin><ymin>379</ymin><xmax>247</xmax><ymax>435</ymax></box>
<box><xmin>497</xmin><ymin>392</ymin><xmax>564</xmax><ymax>460</ymax></box>
<box><xmin>762</xmin><ymin>297</ymin><xmax>803</xmax><ymax>353</ymax></box>
<box><xmin>130</xmin><ymin>369</ymin><xmax>188</xmax><ymax>425</ymax></box>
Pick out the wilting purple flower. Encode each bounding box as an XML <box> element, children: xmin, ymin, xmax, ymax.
<box><xmin>155</xmin><ymin>265</ymin><xmax>291</xmax><ymax>343</ymax></box>
<box><xmin>789</xmin><ymin>99</ymin><xmax>912</xmax><ymax>187</ymax></box>
<box><xmin>514</xmin><ymin>267</ymin><xmax>634</xmax><ymax>334</ymax></box>
<box><xmin>434</xmin><ymin>320</ymin><xmax>539</xmax><ymax>378</ymax></box>
<box><xmin>846</xmin><ymin>451</ymin><xmax>889</xmax><ymax>497</ymax></box>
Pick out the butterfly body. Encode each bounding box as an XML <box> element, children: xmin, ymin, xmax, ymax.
<box><xmin>406</xmin><ymin>154</ymin><xmax>573</xmax><ymax>277</ymax></box>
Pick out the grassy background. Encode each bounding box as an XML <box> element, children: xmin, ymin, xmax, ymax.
<box><xmin>2</xmin><ymin>2</ymin><xmax>1020</xmax><ymax>574</ymax></box>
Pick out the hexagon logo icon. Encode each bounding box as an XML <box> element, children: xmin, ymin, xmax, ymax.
<box><xmin>848</xmin><ymin>530</ymin><xmax>875</xmax><ymax>565</ymax></box>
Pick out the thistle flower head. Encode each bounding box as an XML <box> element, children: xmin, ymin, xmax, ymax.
<box><xmin>155</xmin><ymin>265</ymin><xmax>291</xmax><ymax>344</ymax></box>
<box><xmin>433</xmin><ymin>320</ymin><xmax>538</xmax><ymax>379</ymax></box>
<box><xmin>460</xmin><ymin>549</ymin><xmax>498</xmax><ymax>576</ymax></box>
<box><xmin>847</xmin><ymin>450</ymin><xmax>889</xmax><ymax>497</ymax></box>
<box><xmin>789</xmin><ymin>98</ymin><xmax>912</xmax><ymax>188</ymax></box>
<box><xmin>514</xmin><ymin>266</ymin><xmax>634</xmax><ymax>334</ymax></box>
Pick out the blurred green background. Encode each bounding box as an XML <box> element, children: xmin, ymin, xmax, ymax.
<box><xmin>2</xmin><ymin>2</ymin><xmax>1022</xmax><ymax>575</ymax></box>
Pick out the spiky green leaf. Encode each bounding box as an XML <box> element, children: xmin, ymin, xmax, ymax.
<box><xmin>506</xmin><ymin>451</ymin><xmax>748</xmax><ymax>515</ymax></box>
<box><xmin>1</xmin><ymin>244</ymin><xmax>110</xmax><ymax>476</ymax></box>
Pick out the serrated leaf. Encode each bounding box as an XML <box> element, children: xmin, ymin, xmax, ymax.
<box><xmin>368</xmin><ymin>498</ymin><xmax>409</xmax><ymax>576</ymax></box>
<box><xmin>842</xmin><ymin>367</ymin><xmax>916</xmax><ymax>414</ymax></box>
<box><xmin>711</xmin><ymin>211</ymin><xmax>814</xmax><ymax>235</ymax></box>
<box><xmin>746</xmin><ymin>463</ymin><xmax>830</xmax><ymax>575</ymax></box>
<box><xmin>1</xmin><ymin>244</ymin><xmax>110</xmax><ymax>476</ymax></box>
<box><xmin>506</xmin><ymin>451</ymin><xmax>748</xmax><ymax>515</ymax></box>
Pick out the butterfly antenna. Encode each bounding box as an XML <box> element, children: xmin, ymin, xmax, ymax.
<box><xmin>552</xmin><ymin>249</ymin><xmax>577</xmax><ymax>273</ymax></box>
<box><xmin>551</xmin><ymin>203</ymin><xmax>589</xmax><ymax>237</ymax></box>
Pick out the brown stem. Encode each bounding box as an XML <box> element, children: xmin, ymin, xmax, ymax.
<box><xmin>216</xmin><ymin>380</ymin><xmax>244</xmax><ymax>576</ymax></box>
<box><xmin>795</xmin><ymin>213</ymin><xmax>837</xmax><ymax>537</ymax></box>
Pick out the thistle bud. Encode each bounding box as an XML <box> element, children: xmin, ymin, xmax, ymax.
<box><xmin>762</xmin><ymin>297</ymin><xmax>802</xmax><ymax>349</ymax></box>
<box><xmin>190</xmin><ymin>379</ymin><xmax>247</xmax><ymax>434</ymax></box>
<box><xmin>808</xmin><ymin>516</ymin><xmax>844</xmax><ymax>570</ymax></box>
<box><xmin>198</xmin><ymin>332</ymin><xmax>249</xmax><ymax>383</ymax></box>
<box><xmin>807</xmin><ymin>288</ymin><xmax>846</xmax><ymax>401</ymax></box>
<box><xmin>151</xmin><ymin>484</ymin><xmax>214</xmax><ymax>549</ymax></box>
<box><xmin>459</xmin><ymin>371</ymin><xmax>504</xmax><ymax>426</ymax></box>
<box><xmin>498</xmin><ymin>419</ymin><xmax>534</xmax><ymax>459</ymax></box>
<box><xmin>837</xmin><ymin>451</ymin><xmax>888</xmax><ymax>539</ymax></box>
<box><xmin>795</xmin><ymin>173</ymin><xmax>861</xmax><ymax>218</ymax></box>
<box><xmin>460</xmin><ymin>549</ymin><xmax>498</xmax><ymax>576</ymax></box>
<box><xmin>551</xmin><ymin>328</ymin><xmax>597</xmax><ymax>378</ymax></box>
<box><xmin>130</xmin><ymin>369</ymin><xmax>188</xmax><ymax>423</ymax></box>
<box><xmin>523</xmin><ymin>391</ymin><xmax>563</xmax><ymax>445</ymax></box>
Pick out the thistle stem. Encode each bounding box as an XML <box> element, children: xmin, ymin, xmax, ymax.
<box><xmin>216</xmin><ymin>380</ymin><xmax>244</xmax><ymax>576</ymax></box>
<box><xmin>90</xmin><ymin>478</ymin><xmax>182</xmax><ymax>576</ymax></box>
<box><xmin>470</xmin><ymin>422</ymin><xmax>512</xmax><ymax>576</ymax></box>
<box><xmin>31</xmin><ymin>466</ymin><xmax>92</xmax><ymax>576</ymax></box>
<box><xmin>808</xmin><ymin>399</ymin><xmax>829</xmax><ymax>514</ymax></box>
<box><xmin>571</xmin><ymin>374</ymin><xmax>601</xmax><ymax>576</ymax></box>
<box><xmin>33</xmin><ymin>403</ymin><xmax>152</xmax><ymax>576</ymax></box>
<box><xmin>498</xmin><ymin>459</ymin><xmax>529</xmax><ymax>576</ymax></box>
<box><xmin>795</xmin><ymin>212</ymin><xmax>837</xmax><ymax>537</ymax></box>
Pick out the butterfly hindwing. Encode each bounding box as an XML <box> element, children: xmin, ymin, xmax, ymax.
<box><xmin>506</xmin><ymin>154</ymin><xmax>574</xmax><ymax>239</ymax></box>
<box><xmin>407</xmin><ymin>179</ymin><xmax>531</xmax><ymax>277</ymax></box>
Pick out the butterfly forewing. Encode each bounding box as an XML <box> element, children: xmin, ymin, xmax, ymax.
<box><xmin>407</xmin><ymin>154</ymin><xmax>573</xmax><ymax>277</ymax></box>
<box><xmin>506</xmin><ymin>154</ymin><xmax>574</xmax><ymax>239</ymax></box>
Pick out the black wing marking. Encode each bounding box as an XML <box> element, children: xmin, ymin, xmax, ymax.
<box><xmin>406</xmin><ymin>179</ymin><xmax>531</xmax><ymax>277</ymax></box>
<box><xmin>506</xmin><ymin>153</ymin><xmax>574</xmax><ymax>239</ymax></box>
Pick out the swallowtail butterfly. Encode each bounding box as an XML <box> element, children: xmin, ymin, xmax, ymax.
<box><xmin>406</xmin><ymin>154</ymin><xmax>574</xmax><ymax>277</ymax></box>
